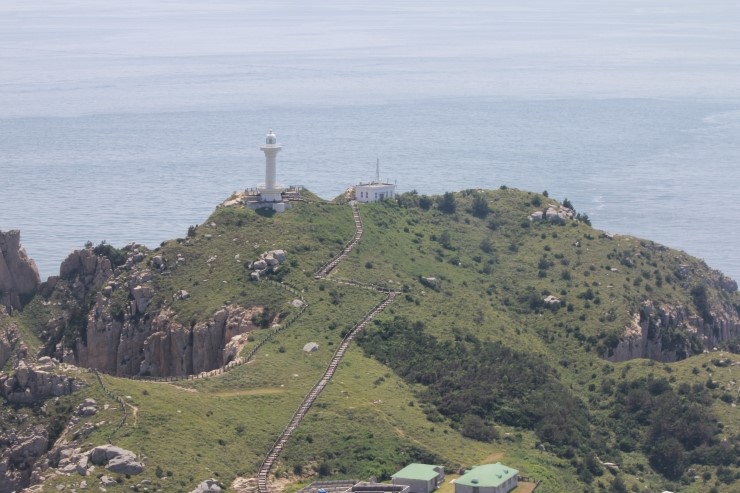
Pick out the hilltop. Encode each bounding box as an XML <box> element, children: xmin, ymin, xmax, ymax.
<box><xmin>1</xmin><ymin>187</ymin><xmax>740</xmax><ymax>493</ymax></box>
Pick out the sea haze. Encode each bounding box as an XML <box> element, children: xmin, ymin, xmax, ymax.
<box><xmin>1</xmin><ymin>0</ymin><xmax>739</xmax><ymax>281</ymax></box>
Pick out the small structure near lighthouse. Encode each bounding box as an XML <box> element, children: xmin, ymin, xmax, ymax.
<box><xmin>241</xmin><ymin>129</ymin><xmax>299</xmax><ymax>212</ymax></box>
<box><xmin>355</xmin><ymin>159</ymin><xmax>396</xmax><ymax>203</ymax></box>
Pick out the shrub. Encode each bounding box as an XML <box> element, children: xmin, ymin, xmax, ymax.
<box><xmin>92</xmin><ymin>241</ymin><xmax>127</xmax><ymax>268</ymax></box>
<box><xmin>471</xmin><ymin>194</ymin><xmax>489</xmax><ymax>218</ymax></box>
<box><xmin>317</xmin><ymin>462</ymin><xmax>331</xmax><ymax>476</ymax></box>
<box><xmin>461</xmin><ymin>414</ymin><xmax>499</xmax><ymax>442</ymax></box>
<box><xmin>437</xmin><ymin>192</ymin><xmax>457</xmax><ymax>213</ymax></box>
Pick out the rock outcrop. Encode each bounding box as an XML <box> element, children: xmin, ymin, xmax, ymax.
<box><xmin>191</xmin><ymin>479</ymin><xmax>223</xmax><ymax>493</ymax></box>
<box><xmin>37</xmin><ymin>243</ymin><xmax>269</xmax><ymax>377</ymax></box>
<box><xmin>0</xmin><ymin>322</ymin><xmax>26</xmax><ymax>369</ymax></box>
<box><xmin>0</xmin><ymin>426</ymin><xmax>49</xmax><ymax>493</ymax></box>
<box><xmin>58</xmin><ymin>248</ymin><xmax>114</xmax><ymax>301</ymax></box>
<box><xmin>529</xmin><ymin>205</ymin><xmax>575</xmax><ymax>224</ymax></box>
<box><xmin>76</xmin><ymin>292</ymin><xmax>265</xmax><ymax>377</ymax></box>
<box><xmin>607</xmin><ymin>299</ymin><xmax>740</xmax><ymax>362</ymax></box>
<box><xmin>0</xmin><ymin>230</ymin><xmax>41</xmax><ymax>311</ymax></box>
<box><xmin>0</xmin><ymin>359</ymin><xmax>84</xmax><ymax>404</ymax></box>
<box><xmin>140</xmin><ymin>304</ymin><xmax>263</xmax><ymax>377</ymax></box>
<box><xmin>248</xmin><ymin>249</ymin><xmax>287</xmax><ymax>281</ymax></box>
<box><xmin>88</xmin><ymin>445</ymin><xmax>144</xmax><ymax>475</ymax></box>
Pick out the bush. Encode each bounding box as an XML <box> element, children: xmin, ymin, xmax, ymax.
<box><xmin>437</xmin><ymin>192</ymin><xmax>457</xmax><ymax>214</ymax></box>
<box><xmin>92</xmin><ymin>241</ymin><xmax>127</xmax><ymax>268</ymax></box>
<box><xmin>317</xmin><ymin>462</ymin><xmax>331</xmax><ymax>477</ymax></box>
<box><xmin>471</xmin><ymin>194</ymin><xmax>489</xmax><ymax>218</ymax></box>
<box><xmin>461</xmin><ymin>414</ymin><xmax>499</xmax><ymax>442</ymax></box>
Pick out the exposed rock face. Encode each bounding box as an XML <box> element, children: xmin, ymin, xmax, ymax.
<box><xmin>607</xmin><ymin>299</ymin><xmax>740</xmax><ymax>363</ymax></box>
<box><xmin>191</xmin><ymin>479</ymin><xmax>223</xmax><ymax>493</ymax></box>
<box><xmin>59</xmin><ymin>248</ymin><xmax>114</xmax><ymax>301</ymax></box>
<box><xmin>0</xmin><ymin>322</ymin><xmax>24</xmax><ymax>369</ymax></box>
<box><xmin>39</xmin><ymin>245</ymin><xmax>267</xmax><ymax>377</ymax></box>
<box><xmin>76</xmin><ymin>292</ymin><xmax>264</xmax><ymax>377</ymax></box>
<box><xmin>0</xmin><ymin>426</ymin><xmax>49</xmax><ymax>493</ymax></box>
<box><xmin>140</xmin><ymin>304</ymin><xmax>263</xmax><ymax>377</ymax></box>
<box><xmin>529</xmin><ymin>205</ymin><xmax>575</xmax><ymax>224</ymax></box>
<box><xmin>88</xmin><ymin>445</ymin><xmax>144</xmax><ymax>475</ymax></box>
<box><xmin>0</xmin><ymin>230</ymin><xmax>41</xmax><ymax>310</ymax></box>
<box><xmin>248</xmin><ymin>249</ymin><xmax>287</xmax><ymax>281</ymax></box>
<box><xmin>0</xmin><ymin>360</ymin><xmax>84</xmax><ymax>404</ymax></box>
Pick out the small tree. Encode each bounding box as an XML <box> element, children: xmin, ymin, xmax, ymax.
<box><xmin>439</xmin><ymin>230</ymin><xmax>454</xmax><ymax>250</ymax></box>
<box><xmin>480</xmin><ymin>237</ymin><xmax>494</xmax><ymax>254</ymax></box>
<box><xmin>438</xmin><ymin>192</ymin><xmax>457</xmax><ymax>214</ymax></box>
<box><xmin>471</xmin><ymin>194</ymin><xmax>489</xmax><ymax>218</ymax></box>
<box><xmin>461</xmin><ymin>414</ymin><xmax>499</xmax><ymax>442</ymax></box>
<box><xmin>609</xmin><ymin>475</ymin><xmax>628</xmax><ymax>493</ymax></box>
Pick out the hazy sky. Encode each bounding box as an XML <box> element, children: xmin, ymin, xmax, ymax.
<box><xmin>2</xmin><ymin>0</ymin><xmax>740</xmax><ymax>118</ymax></box>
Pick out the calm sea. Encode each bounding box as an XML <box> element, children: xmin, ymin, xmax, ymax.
<box><xmin>2</xmin><ymin>0</ymin><xmax>740</xmax><ymax>281</ymax></box>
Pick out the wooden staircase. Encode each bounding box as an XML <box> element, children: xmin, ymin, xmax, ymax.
<box><xmin>257</xmin><ymin>292</ymin><xmax>397</xmax><ymax>493</ymax></box>
<box><xmin>257</xmin><ymin>203</ymin><xmax>397</xmax><ymax>493</ymax></box>
<box><xmin>315</xmin><ymin>203</ymin><xmax>363</xmax><ymax>279</ymax></box>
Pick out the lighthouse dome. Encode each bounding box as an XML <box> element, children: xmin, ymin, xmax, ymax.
<box><xmin>266</xmin><ymin>129</ymin><xmax>277</xmax><ymax>145</ymax></box>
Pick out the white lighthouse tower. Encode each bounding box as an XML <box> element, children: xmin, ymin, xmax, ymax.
<box><xmin>259</xmin><ymin>129</ymin><xmax>283</xmax><ymax>203</ymax></box>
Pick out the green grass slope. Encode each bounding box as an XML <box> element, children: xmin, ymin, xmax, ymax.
<box><xmin>3</xmin><ymin>188</ymin><xmax>740</xmax><ymax>493</ymax></box>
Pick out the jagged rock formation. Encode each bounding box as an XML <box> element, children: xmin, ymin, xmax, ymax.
<box><xmin>89</xmin><ymin>444</ymin><xmax>144</xmax><ymax>475</ymax></box>
<box><xmin>0</xmin><ymin>425</ymin><xmax>49</xmax><ymax>493</ymax></box>
<box><xmin>58</xmin><ymin>247</ymin><xmax>114</xmax><ymax>300</ymax></box>
<box><xmin>607</xmin><ymin>300</ymin><xmax>740</xmax><ymax>362</ymax></box>
<box><xmin>36</xmin><ymin>243</ymin><xmax>269</xmax><ymax>377</ymax></box>
<box><xmin>0</xmin><ymin>230</ymin><xmax>41</xmax><ymax>311</ymax></box>
<box><xmin>75</xmin><ymin>279</ymin><xmax>264</xmax><ymax>376</ymax></box>
<box><xmin>248</xmin><ymin>249</ymin><xmax>287</xmax><ymax>280</ymax></box>
<box><xmin>191</xmin><ymin>479</ymin><xmax>223</xmax><ymax>493</ymax></box>
<box><xmin>0</xmin><ymin>359</ymin><xmax>84</xmax><ymax>404</ymax></box>
<box><xmin>137</xmin><ymin>304</ymin><xmax>263</xmax><ymax>377</ymax></box>
<box><xmin>0</xmin><ymin>322</ymin><xmax>28</xmax><ymax>369</ymax></box>
<box><xmin>529</xmin><ymin>204</ymin><xmax>575</xmax><ymax>223</ymax></box>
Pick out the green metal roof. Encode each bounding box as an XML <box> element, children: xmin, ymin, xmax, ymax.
<box><xmin>392</xmin><ymin>463</ymin><xmax>441</xmax><ymax>481</ymax></box>
<box><xmin>456</xmin><ymin>463</ymin><xmax>518</xmax><ymax>488</ymax></box>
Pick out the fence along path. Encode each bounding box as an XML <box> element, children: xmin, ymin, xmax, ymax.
<box><xmin>257</xmin><ymin>202</ymin><xmax>399</xmax><ymax>493</ymax></box>
<box><xmin>314</xmin><ymin>203</ymin><xmax>363</xmax><ymax>279</ymax></box>
<box><xmin>86</xmin><ymin>202</ymin><xmax>394</xmax><ymax>490</ymax></box>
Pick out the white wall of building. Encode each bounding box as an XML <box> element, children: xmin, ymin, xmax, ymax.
<box><xmin>356</xmin><ymin>183</ymin><xmax>396</xmax><ymax>203</ymax></box>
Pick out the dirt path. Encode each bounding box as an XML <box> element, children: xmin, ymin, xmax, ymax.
<box><xmin>212</xmin><ymin>388</ymin><xmax>285</xmax><ymax>397</ymax></box>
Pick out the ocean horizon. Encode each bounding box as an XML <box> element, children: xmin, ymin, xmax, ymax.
<box><xmin>2</xmin><ymin>0</ymin><xmax>740</xmax><ymax>281</ymax></box>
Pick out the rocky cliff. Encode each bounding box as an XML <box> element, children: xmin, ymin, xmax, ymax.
<box><xmin>0</xmin><ymin>358</ymin><xmax>84</xmax><ymax>404</ymax></box>
<box><xmin>37</xmin><ymin>245</ymin><xmax>267</xmax><ymax>377</ymax></box>
<box><xmin>0</xmin><ymin>357</ymin><xmax>85</xmax><ymax>492</ymax></box>
<box><xmin>607</xmin><ymin>266</ymin><xmax>740</xmax><ymax>362</ymax></box>
<box><xmin>0</xmin><ymin>230</ymin><xmax>41</xmax><ymax>311</ymax></box>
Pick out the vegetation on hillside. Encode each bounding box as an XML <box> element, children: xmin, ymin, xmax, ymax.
<box><xmin>2</xmin><ymin>187</ymin><xmax>740</xmax><ymax>493</ymax></box>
